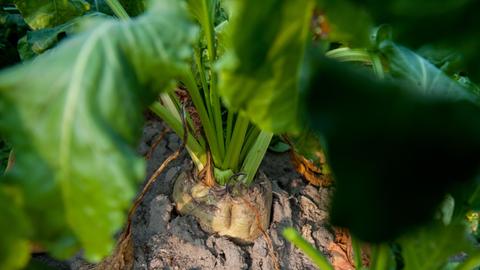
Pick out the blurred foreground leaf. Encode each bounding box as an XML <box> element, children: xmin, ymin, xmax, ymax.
<box><xmin>305</xmin><ymin>54</ymin><xmax>480</xmax><ymax>242</ymax></box>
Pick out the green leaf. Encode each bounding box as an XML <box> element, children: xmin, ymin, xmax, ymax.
<box><xmin>13</xmin><ymin>0</ymin><xmax>91</xmax><ymax>30</ymax></box>
<box><xmin>370</xmin><ymin>244</ymin><xmax>395</xmax><ymax>270</ymax></box>
<box><xmin>214</xmin><ymin>20</ymin><xmax>228</xmax><ymax>57</ymax></box>
<box><xmin>17</xmin><ymin>13</ymin><xmax>103</xmax><ymax>60</ymax></box>
<box><xmin>315</xmin><ymin>0</ymin><xmax>374</xmax><ymax>47</ymax></box>
<box><xmin>218</xmin><ymin>0</ymin><xmax>314</xmax><ymax>133</ymax></box>
<box><xmin>304</xmin><ymin>57</ymin><xmax>480</xmax><ymax>242</ymax></box>
<box><xmin>345</xmin><ymin>0</ymin><xmax>480</xmax><ymax>81</ymax></box>
<box><xmin>0</xmin><ymin>187</ymin><xmax>31</xmax><ymax>270</ymax></box>
<box><xmin>399</xmin><ymin>223</ymin><xmax>474</xmax><ymax>270</ymax></box>
<box><xmin>187</xmin><ymin>0</ymin><xmax>216</xmax><ymax>32</ymax></box>
<box><xmin>0</xmin><ymin>0</ymin><xmax>196</xmax><ymax>261</ymax></box>
<box><xmin>379</xmin><ymin>41</ymin><xmax>479</xmax><ymax>103</ymax></box>
<box><xmin>268</xmin><ymin>136</ymin><xmax>290</xmax><ymax>153</ymax></box>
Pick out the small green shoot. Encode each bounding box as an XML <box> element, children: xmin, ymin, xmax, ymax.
<box><xmin>282</xmin><ymin>227</ymin><xmax>334</xmax><ymax>270</ymax></box>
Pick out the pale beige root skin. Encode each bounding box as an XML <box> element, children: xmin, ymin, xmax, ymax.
<box><xmin>173</xmin><ymin>171</ymin><xmax>273</xmax><ymax>244</ymax></box>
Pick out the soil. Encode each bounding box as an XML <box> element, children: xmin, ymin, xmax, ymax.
<box><xmin>66</xmin><ymin>117</ymin><xmax>354</xmax><ymax>270</ymax></box>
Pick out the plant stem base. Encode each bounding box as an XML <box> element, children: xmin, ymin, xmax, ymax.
<box><xmin>172</xmin><ymin>170</ymin><xmax>273</xmax><ymax>244</ymax></box>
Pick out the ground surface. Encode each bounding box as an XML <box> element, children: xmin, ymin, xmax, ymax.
<box><xmin>47</xmin><ymin>118</ymin><xmax>353</xmax><ymax>270</ymax></box>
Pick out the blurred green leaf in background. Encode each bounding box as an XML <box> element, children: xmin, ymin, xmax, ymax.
<box><xmin>304</xmin><ymin>55</ymin><xmax>480</xmax><ymax>242</ymax></box>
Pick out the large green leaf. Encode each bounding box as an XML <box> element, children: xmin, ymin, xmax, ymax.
<box><xmin>0</xmin><ymin>0</ymin><xmax>196</xmax><ymax>262</ymax></box>
<box><xmin>13</xmin><ymin>0</ymin><xmax>91</xmax><ymax>30</ymax></box>
<box><xmin>304</xmin><ymin>57</ymin><xmax>480</xmax><ymax>242</ymax></box>
<box><xmin>379</xmin><ymin>41</ymin><xmax>480</xmax><ymax>103</ymax></box>
<box><xmin>218</xmin><ymin>0</ymin><xmax>314</xmax><ymax>133</ymax></box>
<box><xmin>343</xmin><ymin>0</ymin><xmax>480</xmax><ymax>80</ymax></box>
<box><xmin>399</xmin><ymin>223</ymin><xmax>474</xmax><ymax>270</ymax></box>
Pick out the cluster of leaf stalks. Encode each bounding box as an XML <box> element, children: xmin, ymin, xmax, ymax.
<box><xmin>110</xmin><ymin>0</ymin><xmax>273</xmax><ymax>186</ymax></box>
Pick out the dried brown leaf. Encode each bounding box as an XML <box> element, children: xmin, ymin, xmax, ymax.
<box><xmin>291</xmin><ymin>152</ymin><xmax>333</xmax><ymax>187</ymax></box>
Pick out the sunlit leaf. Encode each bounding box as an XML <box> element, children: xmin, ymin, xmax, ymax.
<box><xmin>13</xmin><ymin>0</ymin><xmax>91</xmax><ymax>29</ymax></box>
<box><xmin>218</xmin><ymin>0</ymin><xmax>314</xmax><ymax>133</ymax></box>
<box><xmin>0</xmin><ymin>0</ymin><xmax>196</xmax><ymax>261</ymax></box>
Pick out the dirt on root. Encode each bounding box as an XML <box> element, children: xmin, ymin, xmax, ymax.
<box><xmin>70</xmin><ymin>118</ymin><xmax>355</xmax><ymax>270</ymax></box>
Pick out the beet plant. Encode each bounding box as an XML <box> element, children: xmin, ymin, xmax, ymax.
<box><xmin>1</xmin><ymin>0</ymin><xmax>480</xmax><ymax>269</ymax></box>
<box><xmin>0</xmin><ymin>0</ymin><xmax>312</xmax><ymax>267</ymax></box>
